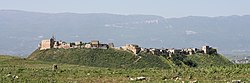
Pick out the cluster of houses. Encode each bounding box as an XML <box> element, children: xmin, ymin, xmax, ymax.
<box><xmin>39</xmin><ymin>36</ymin><xmax>114</xmax><ymax>50</ymax></box>
<box><xmin>118</xmin><ymin>44</ymin><xmax>217</xmax><ymax>57</ymax></box>
<box><xmin>39</xmin><ymin>36</ymin><xmax>217</xmax><ymax>57</ymax></box>
<box><xmin>231</xmin><ymin>57</ymin><xmax>249</xmax><ymax>64</ymax></box>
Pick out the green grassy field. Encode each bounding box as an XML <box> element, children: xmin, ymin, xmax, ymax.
<box><xmin>1</xmin><ymin>55</ymin><xmax>250</xmax><ymax>82</ymax></box>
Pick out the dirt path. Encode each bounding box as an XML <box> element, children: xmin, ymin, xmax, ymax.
<box><xmin>133</xmin><ymin>56</ymin><xmax>142</xmax><ymax>63</ymax></box>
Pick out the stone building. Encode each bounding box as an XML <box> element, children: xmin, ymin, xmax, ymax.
<box><xmin>99</xmin><ymin>44</ymin><xmax>109</xmax><ymax>49</ymax></box>
<box><xmin>108</xmin><ymin>43</ymin><xmax>115</xmax><ymax>48</ymax></box>
<box><xmin>182</xmin><ymin>48</ymin><xmax>195</xmax><ymax>55</ymax></box>
<box><xmin>53</xmin><ymin>41</ymin><xmax>70</xmax><ymax>49</ymax></box>
<box><xmin>168</xmin><ymin>49</ymin><xmax>181</xmax><ymax>55</ymax></box>
<box><xmin>74</xmin><ymin>41</ymin><xmax>83</xmax><ymax>48</ymax></box>
<box><xmin>40</xmin><ymin>36</ymin><xmax>55</xmax><ymax>50</ymax></box>
<box><xmin>202</xmin><ymin>46</ymin><xmax>210</xmax><ymax>54</ymax></box>
<box><xmin>149</xmin><ymin>48</ymin><xmax>161</xmax><ymax>55</ymax></box>
<box><xmin>140</xmin><ymin>48</ymin><xmax>149</xmax><ymax>53</ymax></box>
<box><xmin>84</xmin><ymin>44</ymin><xmax>92</xmax><ymax>48</ymax></box>
<box><xmin>75</xmin><ymin>41</ymin><xmax>82</xmax><ymax>46</ymax></box>
<box><xmin>91</xmin><ymin>40</ymin><xmax>100</xmax><ymax>48</ymax></box>
<box><xmin>38</xmin><ymin>36</ymin><xmax>218</xmax><ymax>56</ymax></box>
<box><xmin>88</xmin><ymin>40</ymin><xmax>110</xmax><ymax>49</ymax></box>
<box><xmin>122</xmin><ymin>44</ymin><xmax>141</xmax><ymax>54</ymax></box>
<box><xmin>201</xmin><ymin>46</ymin><xmax>217</xmax><ymax>54</ymax></box>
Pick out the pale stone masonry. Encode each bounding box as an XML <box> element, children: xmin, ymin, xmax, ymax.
<box><xmin>120</xmin><ymin>44</ymin><xmax>217</xmax><ymax>56</ymax></box>
<box><xmin>39</xmin><ymin>36</ymin><xmax>112</xmax><ymax>50</ymax></box>
<box><xmin>39</xmin><ymin>36</ymin><xmax>217</xmax><ymax>56</ymax></box>
<box><xmin>39</xmin><ymin>36</ymin><xmax>55</xmax><ymax>50</ymax></box>
<box><xmin>121</xmin><ymin>44</ymin><xmax>141</xmax><ymax>54</ymax></box>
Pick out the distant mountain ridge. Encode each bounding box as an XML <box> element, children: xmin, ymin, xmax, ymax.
<box><xmin>0</xmin><ymin>10</ymin><xmax>250</xmax><ymax>56</ymax></box>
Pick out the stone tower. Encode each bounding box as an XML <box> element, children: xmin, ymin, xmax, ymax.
<box><xmin>202</xmin><ymin>46</ymin><xmax>209</xmax><ymax>54</ymax></box>
<box><xmin>40</xmin><ymin>36</ymin><xmax>56</xmax><ymax>50</ymax></box>
<box><xmin>50</xmin><ymin>35</ymin><xmax>55</xmax><ymax>48</ymax></box>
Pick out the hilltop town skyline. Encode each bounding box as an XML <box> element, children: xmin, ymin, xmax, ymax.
<box><xmin>39</xmin><ymin>36</ymin><xmax>217</xmax><ymax>57</ymax></box>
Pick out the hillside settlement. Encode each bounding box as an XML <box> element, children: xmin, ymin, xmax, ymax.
<box><xmin>39</xmin><ymin>36</ymin><xmax>217</xmax><ymax>57</ymax></box>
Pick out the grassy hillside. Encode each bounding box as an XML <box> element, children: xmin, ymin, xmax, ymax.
<box><xmin>28</xmin><ymin>48</ymin><xmax>232</xmax><ymax>69</ymax></box>
<box><xmin>28</xmin><ymin>48</ymin><xmax>171</xmax><ymax>69</ymax></box>
<box><xmin>183</xmin><ymin>54</ymin><xmax>233</xmax><ymax>67</ymax></box>
<box><xmin>1</xmin><ymin>55</ymin><xmax>250</xmax><ymax>82</ymax></box>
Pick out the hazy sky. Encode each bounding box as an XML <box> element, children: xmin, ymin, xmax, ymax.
<box><xmin>0</xmin><ymin>0</ymin><xmax>249</xmax><ymax>17</ymax></box>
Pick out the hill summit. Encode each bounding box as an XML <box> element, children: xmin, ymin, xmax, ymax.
<box><xmin>28</xmin><ymin>37</ymin><xmax>232</xmax><ymax>69</ymax></box>
<box><xmin>37</xmin><ymin>36</ymin><xmax>217</xmax><ymax>56</ymax></box>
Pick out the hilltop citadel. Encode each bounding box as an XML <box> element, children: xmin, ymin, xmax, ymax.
<box><xmin>39</xmin><ymin>36</ymin><xmax>217</xmax><ymax>57</ymax></box>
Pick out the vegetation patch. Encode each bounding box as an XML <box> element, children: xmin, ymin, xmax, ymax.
<box><xmin>1</xmin><ymin>55</ymin><xmax>249</xmax><ymax>82</ymax></box>
<box><xmin>28</xmin><ymin>48</ymin><xmax>232</xmax><ymax>69</ymax></box>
